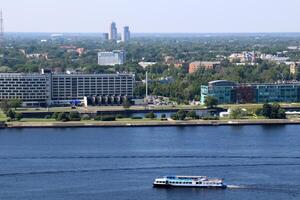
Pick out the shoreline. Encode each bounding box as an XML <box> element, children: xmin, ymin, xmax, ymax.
<box><xmin>2</xmin><ymin>119</ymin><xmax>300</xmax><ymax>128</ymax></box>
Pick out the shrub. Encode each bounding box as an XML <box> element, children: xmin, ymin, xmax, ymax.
<box><xmin>57</xmin><ymin>112</ymin><xmax>69</xmax><ymax>122</ymax></box>
<box><xmin>69</xmin><ymin>111</ymin><xmax>81</xmax><ymax>121</ymax></box>
<box><xmin>161</xmin><ymin>113</ymin><xmax>167</xmax><ymax>119</ymax></box>
<box><xmin>171</xmin><ymin>110</ymin><xmax>187</xmax><ymax>120</ymax></box>
<box><xmin>94</xmin><ymin>115</ymin><xmax>116</xmax><ymax>121</ymax></box>
<box><xmin>145</xmin><ymin>111</ymin><xmax>157</xmax><ymax>119</ymax></box>
<box><xmin>131</xmin><ymin>116</ymin><xmax>143</xmax><ymax>120</ymax></box>
<box><xmin>101</xmin><ymin>115</ymin><xmax>116</xmax><ymax>121</ymax></box>
<box><xmin>94</xmin><ymin>115</ymin><xmax>102</xmax><ymax>121</ymax></box>
<box><xmin>52</xmin><ymin>112</ymin><xmax>59</xmax><ymax>119</ymax></box>
<box><xmin>6</xmin><ymin>109</ymin><xmax>16</xmax><ymax>119</ymax></box>
<box><xmin>203</xmin><ymin>116</ymin><xmax>219</xmax><ymax>120</ymax></box>
<box><xmin>15</xmin><ymin>113</ymin><xmax>23</xmax><ymax>121</ymax></box>
<box><xmin>229</xmin><ymin>107</ymin><xmax>247</xmax><ymax>119</ymax></box>
<box><xmin>81</xmin><ymin>114</ymin><xmax>91</xmax><ymax>120</ymax></box>
<box><xmin>186</xmin><ymin>110</ymin><xmax>198</xmax><ymax>119</ymax></box>
<box><xmin>116</xmin><ymin>114</ymin><xmax>124</xmax><ymax>119</ymax></box>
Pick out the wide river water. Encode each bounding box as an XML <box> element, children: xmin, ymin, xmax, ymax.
<box><xmin>0</xmin><ymin>125</ymin><xmax>299</xmax><ymax>200</ymax></box>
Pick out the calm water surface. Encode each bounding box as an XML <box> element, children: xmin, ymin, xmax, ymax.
<box><xmin>0</xmin><ymin>125</ymin><xmax>299</xmax><ymax>200</ymax></box>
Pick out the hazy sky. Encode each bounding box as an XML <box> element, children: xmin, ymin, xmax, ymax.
<box><xmin>1</xmin><ymin>0</ymin><xmax>300</xmax><ymax>33</ymax></box>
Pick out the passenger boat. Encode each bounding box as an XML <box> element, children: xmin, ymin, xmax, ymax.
<box><xmin>153</xmin><ymin>175</ymin><xmax>227</xmax><ymax>188</ymax></box>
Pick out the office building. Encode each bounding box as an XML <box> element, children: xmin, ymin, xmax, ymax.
<box><xmin>0</xmin><ymin>73</ymin><xmax>51</xmax><ymax>106</ymax></box>
<box><xmin>201</xmin><ymin>80</ymin><xmax>237</xmax><ymax>104</ymax></box>
<box><xmin>109</xmin><ymin>22</ymin><xmax>118</xmax><ymax>41</ymax></box>
<box><xmin>189</xmin><ymin>61</ymin><xmax>221</xmax><ymax>73</ymax></box>
<box><xmin>98</xmin><ymin>50</ymin><xmax>125</xmax><ymax>66</ymax></box>
<box><xmin>201</xmin><ymin>80</ymin><xmax>300</xmax><ymax>104</ymax></box>
<box><xmin>122</xmin><ymin>26</ymin><xmax>130</xmax><ymax>43</ymax></box>
<box><xmin>51</xmin><ymin>73</ymin><xmax>134</xmax><ymax>100</ymax></box>
<box><xmin>0</xmin><ymin>72</ymin><xmax>135</xmax><ymax>106</ymax></box>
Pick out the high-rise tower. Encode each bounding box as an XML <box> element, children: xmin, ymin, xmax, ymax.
<box><xmin>122</xmin><ymin>26</ymin><xmax>130</xmax><ymax>43</ymax></box>
<box><xmin>0</xmin><ymin>9</ymin><xmax>4</xmax><ymax>47</ymax></box>
<box><xmin>109</xmin><ymin>22</ymin><xmax>117</xmax><ymax>41</ymax></box>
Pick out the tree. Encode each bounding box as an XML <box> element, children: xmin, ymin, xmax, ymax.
<box><xmin>261</xmin><ymin>103</ymin><xmax>286</xmax><ymax>119</ymax></box>
<box><xmin>69</xmin><ymin>111</ymin><xmax>81</xmax><ymax>121</ymax></box>
<box><xmin>122</xmin><ymin>99</ymin><xmax>132</xmax><ymax>109</ymax></box>
<box><xmin>262</xmin><ymin>103</ymin><xmax>272</xmax><ymax>118</ymax></box>
<box><xmin>229</xmin><ymin>107</ymin><xmax>247</xmax><ymax>119</ymax></box>
<box><xmin>186</xmin><ymin>110</ymin><xmax>198</xmax><ymax>119</ymax></box>
<box><xmin>6</xmin><ymin>109</ymin><xmax>16</xmax><ymax>119</ymax></box>
<box><xmin>171</xmin><ymin>110</ymin><xmax>187</xmax><ymax>120</ymax></box>
<box><xmin>10</xmin><ymin>99</ymin><xmax>22</xmax><ymax>110</ymax></box>
<box><xmin>57</xmin><ymin>112</ymin><xmax>69</xmax><ymax>122</ymax></box>
<box><xmin>204</xmin><ymin>96</ymin><xmax>218</xmax><ymax>108</ymax></box>
<box><xmin>0</xmin><ymin>100</ymin><xmax>10</xmax><ymax>113</ymax></box>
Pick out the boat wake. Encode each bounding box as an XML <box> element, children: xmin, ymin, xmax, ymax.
<box><xmin>227</xmin><ymin>185</ymin><xmax>245</xmax><ymax>189</ymax></box>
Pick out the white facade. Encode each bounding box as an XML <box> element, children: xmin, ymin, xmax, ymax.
<box><xmin>0</xmin><ymin>73</ymin><xmax>135</xmax><ymax>105</ymax></box>
<box><xmin>51</xmin><ymin>73</ymin><xmax>134</xmax><ymax>100</ymax></box>
<box><xmin>98</xmin><ymin>50</ymin><xmax>125</xmax><ymax>66</ymax></box>
<box><xmin>122</xmin><ymin>26</ymin><xmax>130</xmax><ymax>43</ymax></box>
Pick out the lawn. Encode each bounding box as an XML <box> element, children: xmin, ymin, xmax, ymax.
<box><xmin>0</xmin><ymin>111</ymin><xmax>7</xmax><ymax>121</ymax></box>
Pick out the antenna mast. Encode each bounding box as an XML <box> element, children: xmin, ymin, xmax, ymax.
<box><xmin>0</xmin><ymin>9</ymin><xmax>4</xmax><ymax>48</ymax></box>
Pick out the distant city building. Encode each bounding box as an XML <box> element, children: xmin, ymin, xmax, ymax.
<box><xmin>164</xmin><ymin>56</ymin><xmax>184</xmax><ymax>68</ymax></box>
<box><xmin>228</xmin><ymin>52</ymin><xmax>257</xmax><ymax>63</ymax></box>
<box><xmin>98</xmin><ymin>50</ymin><xmax>125</xmax><ymax>66</ymax></box>
<box><xmin>122</xmin><ymin>26</ymin><xmax>130</xmax><ymax>43</ymax></box>
<box><xmin>189</xmin><ymin>61</ymin><xmax>221</xmax><ymax>73</ymax></box>
<box><xmin>201</xmin><ymin>80</ymin><xmax>300</xmax><ymax>105</ymax></box>
<box><xmin>260</xmin><ymin>54</ymin><xmax>289</xmax><ymax>63</ymax></box>
<box><xmin>103</xmin><ymin>33</ymin><xmax>109</xmax><ymax>40</ymax></box>
<box><xmin>138</xmin><ymin>62</ymin><xmax>157</xmax><ymax>69</ymax></box>
<box><xmin>0</xmin><ymin>72</ymin><xmax>135</xmax><ymax>106</ymax></box>
<box><xmin>109</xmin><ymin>22</ymin><xmax>118</xmax><ymax>41</ymax></box>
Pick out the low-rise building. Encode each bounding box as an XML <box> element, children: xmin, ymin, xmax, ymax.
<box><xmin>98</xmin><ymin>50</ymin><xmax>125</xmax><ymax>66</ymax></box>
<box><xmin>201</xmin><ymin>80</ymin><xmax>300</xmax><ymax>104</ymax></box>
<box><xmin>189</xmin><ymin>61</ymin><xmax>221</xmax><ymax>73</ymax></box>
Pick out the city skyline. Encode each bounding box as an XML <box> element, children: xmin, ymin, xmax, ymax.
<box><xmin>1</xmin><ymin>0</ymin><xmax>300</xmax><ymax>33</ymax></box>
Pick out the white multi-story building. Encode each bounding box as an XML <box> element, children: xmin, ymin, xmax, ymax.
<box><xmin>109</xmin><ymin>22</ymin><xmax>118</xmax><ymax>41</ymax></box>
<box><xmin>122</xmin><ymin>26</ymin><xmax>130</xmax><ymax>43</ymax></box>
<box><xmin>0</xmin><ymin>72</ymin><xmax>135</xmax><ymax>106</ymax></box>
<box><xmin>98</xmin><ymin>50</ymin><xmax>125</xmax><ymax>66</ymax></box>
<box><xmin>51</xmin><ymin>73</ymin><xmax>134</xmax><ymax>100</ymax></box>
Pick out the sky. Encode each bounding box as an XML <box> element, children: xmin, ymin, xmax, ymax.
<box><xmin>1</xmin><ymin>0</ymin><xmax>300</xmax><ymax>33</ymax></box>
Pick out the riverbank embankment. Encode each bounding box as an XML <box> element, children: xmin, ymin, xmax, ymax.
<box><xmin>3</xmin><ymin>119</ymin><xmax>300</xmax><ymax>128</ymax></box>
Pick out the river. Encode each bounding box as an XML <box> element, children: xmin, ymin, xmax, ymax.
<box><xmin>0</xmin><ymin>125</ymin><xmax>299</xmax><ymax>200</ymax></box>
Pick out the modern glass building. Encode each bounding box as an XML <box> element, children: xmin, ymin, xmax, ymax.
<box><xmin>201</xmin><ymin>80</ymin><xmax>237</xmax><ymax>104</ymax></box>
<box><xmin>254</xmin><ymin>84</ymin><xmax>299</xmax><ymax>103</ymax></box>
<box><xmin>201</xmin><ymin>80</ymin><xmax>300</xmax><ymax>104</ymax></box>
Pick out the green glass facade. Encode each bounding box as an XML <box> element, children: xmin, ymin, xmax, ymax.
<box><xmin>254</xmin><ymin>84</ymin><xmax>299</xmax><ymax>103</ymax></box>
<box><xmin>200</xmin><ymin>80</ymin><xmax>236</xmax><ymax>104</ymax></box>
<box><xmin>201</xmin><ymin>80</ymin><xmax>300</xmax><ymax>104</ymax></box>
